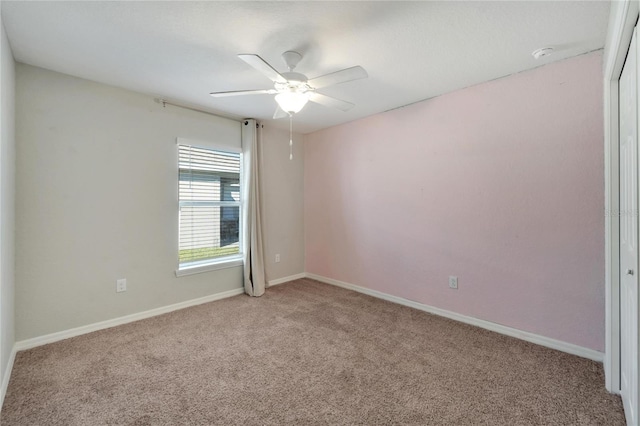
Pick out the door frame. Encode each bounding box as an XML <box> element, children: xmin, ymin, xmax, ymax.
<box><xmin>605</xmin><ymin>0</ymin><xmax>639</xmax><ymax>394</ymax></box>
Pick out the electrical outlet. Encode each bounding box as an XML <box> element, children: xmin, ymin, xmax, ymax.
<box><xmin>275</xmin><ymin>254</ymin><xmax>280</xmax><ymax>263</ymax></box>
<box><xmin>449</xmin><ymin>276</ymin><xmax>458</xmax><ymax>289</ymax></box>
<box><xmin>116</xmin><ymin>278</ymin><xmax>127</xmax><ymax>293</ymax></box>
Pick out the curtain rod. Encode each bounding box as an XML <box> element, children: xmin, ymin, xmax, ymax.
<box><xmin>153</xmin><ymin>98</ymin><xmax>241</xmax><ymax>122</ymax></box>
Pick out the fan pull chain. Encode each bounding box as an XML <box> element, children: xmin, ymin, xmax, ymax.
<box><xmin>289</xmin><ymin>114</ymin><xmax>293</xmax><ymax>160</ymax></box>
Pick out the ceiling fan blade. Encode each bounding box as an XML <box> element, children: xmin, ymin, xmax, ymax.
<box><xmin>238</xmin><ymin>54</ymin><xmax>288</xmax><ymax>83</ymax></box>
<box><xmin>309</xmin><ymin>92</ymin><xmax>355</xmax><ymax>112</ymax></box>
<box><xmin>209</xmin><ymin>89</ymin><xmax>276</xmax><ymax>97</ymax></box>
<box><xmin>273</xmin><ymin>106</ymin><xmax>289</xmax><ymax>119</ymax></box>
<box><xmin>308</xmin><ymin>66</ymin><xmax>368</xmax><ymax>89</ymax></box>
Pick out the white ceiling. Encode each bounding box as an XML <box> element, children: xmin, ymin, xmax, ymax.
<box><xmin>1</xmin><ymin>1</ymin><xmax>610</xmax><ymax>134</ymax></box>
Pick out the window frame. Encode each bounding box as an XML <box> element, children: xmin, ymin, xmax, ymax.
<box><xmin>175</xmin><ymin>139</ymin><xmax>244</xmax><ymax>277</ymax></box>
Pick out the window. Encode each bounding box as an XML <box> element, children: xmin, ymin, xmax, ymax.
<box><xmin>178</xmin><ymin>143</ymin><xmax>242</xmax><ymax>274</ymax></box>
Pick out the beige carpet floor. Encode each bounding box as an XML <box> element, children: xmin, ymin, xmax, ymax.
<box><xmin>0</xmin><ymin>279</ymin><xmax>625</xmax><ymax>425</ymax></box>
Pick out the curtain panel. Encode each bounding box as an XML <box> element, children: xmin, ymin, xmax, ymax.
<box><xmin>241</xmin><ymin>119</ymin><xmax>266</xmax><ymax>296</ymax></box>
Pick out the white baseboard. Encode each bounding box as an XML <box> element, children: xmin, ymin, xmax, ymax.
<box><xmin>5</xmin><ymin>271</ymin><xmax>604</xmax><ymax>408</ymax></box>
<box><xmin>305</xmin><ymin>273</ymin><xmax>604</xmax><ymax>362</ymax></box>
<box><xmin>267</xmin><ymin>272</ymin><xmax>306</xmax><ymax>287</ymax></box>
<box><xmin>0</xmin><ymin>344</ymin><xmax>17</xmax><ymax>410</ymax></box>
<box><xmin>14</xmin><ymin>287</ymin><xmax>245</xmax><ymax>352</ymax></box>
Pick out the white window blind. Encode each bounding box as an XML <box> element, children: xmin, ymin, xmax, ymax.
<box><xmin>178</xmin><ymin>144</ymin><xmax>241</xmax><ymax>269</ymax></box>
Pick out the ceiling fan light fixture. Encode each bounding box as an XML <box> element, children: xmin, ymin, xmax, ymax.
<box><xmin>275</xmin><ymin>91</ymin><xmax>310</xmax><ymax>114</ymax></box>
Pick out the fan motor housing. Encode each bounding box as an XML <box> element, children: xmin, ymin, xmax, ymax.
<box><xmin>276</xmin><ymin>72</ymin><xmax>311</xmax><ymax>94</ymax></box>
<box><xmin>281</xmin><ymin>72</ymin><xmax>307</xmax><ymax>83</ymax></box>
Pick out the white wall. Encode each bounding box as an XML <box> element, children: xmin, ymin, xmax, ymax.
<box><xmin>0</xmin><ymin>11</ymin><xmax>16</xmax><ymax>403</ymax></box>
<box><xmin>260</xmin><ymin>124</ymin><xmax>304</xmax><ymax>282</ymax></box>
<box><xmin>15</xmin><ymin>64</ymin><xmax>243</xmax><ymax>341</ymax></box>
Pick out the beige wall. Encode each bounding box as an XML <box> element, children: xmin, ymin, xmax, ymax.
<box><xmin>260</xmin><ymin>124</ymin><xmax>304</xmax><ymax>282</ymax></box>
<box><xmin>15</xmin><ymin>64</ymin><xmax>244</xmax><ymax>340</ymax></box>
<box><xmin>0</xmin><ymin>12</ymin><xmax>16</xmax><ymax>397</ymax></box>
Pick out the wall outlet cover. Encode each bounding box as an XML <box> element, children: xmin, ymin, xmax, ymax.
<box><xmin>449</xmin><ymin>276</ymin><xmax>458</xmax><ymax>289</ymax></box>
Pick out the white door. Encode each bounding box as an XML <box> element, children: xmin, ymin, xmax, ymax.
<box><xmin>620</xmin><ymin>26</ymin><xmax>640</xmax><ymax>426</ymax></box>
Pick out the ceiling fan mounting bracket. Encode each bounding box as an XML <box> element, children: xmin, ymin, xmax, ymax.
<box><xmin>282</xmin><ymin>51</ymin><xmax>302</xmax><ymax>71</ymax></box>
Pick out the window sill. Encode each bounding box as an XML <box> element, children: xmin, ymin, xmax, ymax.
<box><xmin>175</xmin><ymin>256</ymin><xmax>243</xmax><ymax>277</ymax></box>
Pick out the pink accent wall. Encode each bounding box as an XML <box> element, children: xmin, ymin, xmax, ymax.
<box><xmin>304</xmin><ymin>52</ymin><xmax>605</xmax><ymax>351</ymax></box>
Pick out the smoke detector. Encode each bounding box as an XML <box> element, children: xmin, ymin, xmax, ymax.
<box><xmin>532</xmin><ymin>47</ymin><xmax>554</xmax><ymax>60</ymax></box>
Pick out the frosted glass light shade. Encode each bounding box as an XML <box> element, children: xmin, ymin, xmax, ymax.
<box><xmin>275</xmin><ymin>92</ymin><xmax>310</xmax><ymax>114</ymax></box>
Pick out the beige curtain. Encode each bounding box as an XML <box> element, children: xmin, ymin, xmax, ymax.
<box><xmin>241</xmin><ymin>119</ymin><xmax>266</xmax><ymax>296</ymax></box>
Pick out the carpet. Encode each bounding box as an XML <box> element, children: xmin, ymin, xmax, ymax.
<box><xmin>0</xmin><ymin>279</ymin><xmax>625</xmax><ymax>425</ymax></box>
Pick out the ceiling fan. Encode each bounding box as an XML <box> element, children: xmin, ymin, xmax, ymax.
<box><xmin>210</xmin><ymin>51</ymin><xmax>368</xmax><ymax>119</ymax></box>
